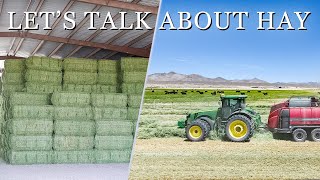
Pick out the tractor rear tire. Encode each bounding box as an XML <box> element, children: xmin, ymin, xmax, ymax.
<box><xmin>311</xmin><ymin>128</ymin><xmax>320</xmax><ymax>142</ymax></box>
<box><xmin>225</xmin><ymin>115</ymin><xmax>254</xmax><ymax>142</ymax></box>
<box><xmin>186</xmin><ymin>120</ymin><xmax>208</xmax><ymax>142</ymax></box>
<box><xmin>292</xmin><ymin>128</ymin><xmax>307</xmax><ymax>142</ymax></box>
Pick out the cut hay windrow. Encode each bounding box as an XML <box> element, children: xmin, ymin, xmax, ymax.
<box><xmin>127</xmin><ymin>107</ymin><xmax>140</xmax><ymax>121</ymax></box>
<box><xmin>63</xmin><ymin>58</ymin><xmax>97</xmax><ymax>72</ymax></box>
<box><xmin>95</xmin><ymin>150</ymin><xmax>131</xmax><ymax>163</ymax></box>
<box><xmin>120</xmin><ymin>57</ymin><xmax>148</xmax><ymax>72</ymax></box>
<box><xmin>96</xmin><ymin>121</ymin><xmax>133</xmax><ymax>136</ymax></box>
<box><xmin>91</xmin><ymin>93</ymin><xmax>127</xmax><ymax>108</ymax></box>
<box><xmin>4</xmin><ymin>150</ymin><xmax>53</xmax><ymax>165</ymax></box>
<box><xmin>25</xmin><ymin>70</ymin><xmax>62</xmax><ymax>84</ymax></box>
<box><xmin>54</xmin><ymin>120</ymin><xmax>95</xmax><ymax>136</ymax></box>
<box><xmin>4</xmin><ymin>135</ymin><xmax>52</xmax><ymax>151</ymax></box>
<box><xmin>8</xmin><ymin>92</ymin><xmax>51</xmax><ymax>106</ymax></box>
<box><xmin>97</xmin><ymin>60</ymin><xmax>118</xmax><ymax>73</ymax></box>
<box><xmin>25</xmin><ymin>82</ymin><xmax>62</xmax><ymax>93</ymax></box>
<box><xmin>4</xmin><ymin>59</ymin><xmax>26</xmax><ymax>73</ymax></box>
<box><xmin>121</xmin><ymin>72</ymin><xmax>147</xmax><ymax>83</ymax></box>
<box><xmin>54</xmin><ymin>106</ymin><xmax>93</xmax><ymax>120</ymax></box>
<box><xmin>94</xmin><ymin>85</ymin><xmax>118</xmax><ymax>93</ymax></box>
<box><xmin>53</xmin><ymin>136</ymin><xmax>94</xmax><ymax>151</ymax></box>
<box><xmin>2</xmin><ymin>72</ymin><xmax>25</xmax><ymax>84</ymax></box>
<box><xmin>63</xmin><ymin>84</ymin><xmax>95</xmax><ymax>93</ymax></box>
<box><xmin>26</xmin><ymin>57</ymin><xmax>62</xmax><ymax>72</ymax></box>
<box><xmin>97</xmin><ymin>73</ymin><xmax>118</xmax><ymax>85</ymax></box>
<box><xmin>64</xmin><ymin>71</ymin><xmax>97</xmax><ymax>85</ymax></box>
<box><xmin>94</xmin><ymin>135</ymin><xmax>133</xmax><ymax>150</ymax></box>
<box><xmin>9</xmin><ymin>105</ymin><xmax>54</xmax><ymax>119</ymax></box>
<box><xmin>128</xmin><ymin>95</ymin><xmax>142</xmax><ymax>108</ymax></box>
<box><xmin>5</xmin><ymin>119</ymin><xmax>53</xmax><ymax>135</ymax></box>
<box><xmin>51</xmin><ymin>92</ymin><xmax>90</xmax><ymax>107</ymax></box>
<box><xmin>93</xmin><ymin>107</ymin><xmax>127</xmax><ymax>120</ymax></box>
<box><xmin>121</xmin><ymin>83</ymin><xmax>144</xmax><ymax>95</ymax></box>
<box><xmin>53</xmin><ymin>150</ymin><xmax>94</xmax><ymax>164</ymax></box>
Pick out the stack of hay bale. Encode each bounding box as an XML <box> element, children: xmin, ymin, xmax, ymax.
<box><xmin>25</xmin><ymin>57</ymin><xmax>62</xmax><ymax>93</ymax></box>
<box><xmin>0</xmin><ymin>96</ymin><xmax>4</xmax><ymax>158</ymax></box>
<box><xmin>96</xmin><ymin>60</ymin><xmax>119</xmax><ymax>93</ymax></box>
<box><xmin>2</xmin><ymin>92</ymin><xmax>54</xmax><ymax>164</ymax></box>
<box><xmin>92</xmin><ymin>93</ymin><xmax>133</xmax><ymax>163</ymax></box>
<box><xmin>51</xmin><ymin>92</ymin><xmax>95</xmax><ymax>163</ymax></box>
<box><xmin>2</xmin><ymin>60</ymin><xmax>26</xmax><ymax>97</ymax></box>
<box><xmin>63</xmin><ymin>58</ymin><xmax>97</xmax><ymax>93</ymax></box>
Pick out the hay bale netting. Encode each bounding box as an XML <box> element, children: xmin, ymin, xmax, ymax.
<box><xmin>26</xmin><ymin>82</ymin><xmax>62</xmax><ymax>93</ymax></box>
<box><xmin>95</xmin><ymin>150</ymin><xmax>131</xmax><ymax>163</ymax></box>
<box><xmin>4</xmin><ymin>135</ymin><xmax>52</xmax><ymax>151</ymax></box>
<box><xmin>120</xmin><ymin>57</ymin><xmax>148</xmax><ymax>72</ymax></box>
<box><xmin>4</xmin><ymin>59</ymin><xmax>26</xmax><ymax>73</ymax></box>
<box><xmin>64</xmin><ymin>72</ymin><xmax>97</xmax><ymax>85</ymax></box>
<box><xmin>53</xmin><ymin>150</ymin><xmax>94</xmax><ymax>164</ymax></box>
<box><xmin>95</xmin><ymin>136</ymin><xmax>133</xmax><ymax>150</ymax></box>
<box><xmin>128</xmin><ymin>95</ymin><xmax>143</xmax><ymax>108</ymax></box>
<box><xmin>4</xmin><ymin>150</ymin><xmax>53</xmax><ymax>165</ymax></box>
<box><xmin>53</xmin><ymin>136</ymin><xmax>94</xmax><ymax>151</ymax></box>
<box><xmin>63</xmin><ymin>58</ymin><xmax>97</xmax><ymax>72</ymax></box>
<box><xmin>54</xmin><ymin>120</ymin><xmax>95</xmax><ymax>136</ymax></box>
<box><xmin>96</xmin><ymin>121</ymin><xmax>133</xmax><ymax>136</ymax></box>
<box><xmin>54</xmin><ymin>106</ymin><xmax>93</xmax><ymax>120</ymax></box>
<box><xmin>97</xmin><ymin>60</ymin><xmax>118</xmax><ymax>73</ymax></box>
<box><xmin>26</xmin><ymin>56</ymin><xmax>62</xmax><ymax>72</ymax></box>
<box><xmin>121</xmin><ymin>83</ymin><xmax>144</xmax><ymax>95</ymax></box>
<box><xmin>63</xmin><ymin>84</ymin><xmax>95</xmax><ymax>93</ymax></box>
<box><xmin>25</xmin><ymin>70</ymin><xmax>62</xmax><ymax>84</ymax></box>
<box><xmin>5</xmin><ymin>119</ymin><xmax>53</xmax><ymax>135</ymax></box>
<box><xmin>51</xmin><ymin>92</ymin><xmax>90</xmax><ymax>107</ymax></box>
<box><xmin>93</xmin><ymin>107</ymin><xmax>127</xmax><ymax>120</ymax></box>
<box><xmin>91</xmin><ymin>93</ymin><xmax>127</xmax><ymax>108</ymax></box>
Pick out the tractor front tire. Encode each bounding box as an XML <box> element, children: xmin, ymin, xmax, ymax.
<box><xmin>292</xmin><ymin>128</ymin><xmax>307</xmax><ymax>142</ymax></box>
<box><xmin>186</xmin><ymin>120</ymin><xmax>208</xmax><ymax>142</ymax></box>
<box><xmin>225</xmin><ymin>115</ymin><xmax>254</xmax><ymax>142</ymax></box>
<box><xmin>311</xmin><ymin>128</ymin><xmax>320</xmax><ymax>142</ymax></box>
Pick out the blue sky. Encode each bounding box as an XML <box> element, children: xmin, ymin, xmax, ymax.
<box><xmin>148</xmin><ymin>0</ymin><xmax>320</xmax><ymax>83</ymax></box>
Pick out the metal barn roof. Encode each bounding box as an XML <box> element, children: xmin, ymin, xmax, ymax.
<box><xmin>0</xmin><ymin>0</ymin><xmax>159</xmax><ymax>60</ymax></box>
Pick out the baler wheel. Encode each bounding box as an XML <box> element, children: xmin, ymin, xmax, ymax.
<box><xmin>311</xmin><ymin>128</ymin><xmax>320</xmax><ymax>142</ymax></box>
<box><xmin>225</xmin><ymin>115</ymin><xmax>253</xmax><ymax>142</ymax></box>
<box><xmin>186</xmin><ymin>120</ymin><xmax>208</xmax><ymax>142</ymax></box>
<box><xmin>292</xmin><ymin>128</ymin><xmax>307</xmax><ymax>142</ymax></box>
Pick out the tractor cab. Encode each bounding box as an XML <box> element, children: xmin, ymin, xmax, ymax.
<box><xmin>219</xmin><ymin>95</ymin><xmax>247</xmax><ymax>119</ymax></box>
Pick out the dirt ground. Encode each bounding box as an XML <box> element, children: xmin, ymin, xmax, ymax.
<box><xmin>129</xmin><ymin>138</ymin><xmax>320</xmax><ymax>180</ymax></box>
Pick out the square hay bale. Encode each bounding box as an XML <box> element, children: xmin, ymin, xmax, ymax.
<box><xmin>53</xmin><ymin>150</ymin><xmax>94</xmax><ymax>164</ymax></box>
<box><xmin>26</xmin><ymin>56</ymin><xmax>62</xmax><ymax>72</ymax></box>
<box><xmin>5</xmin><ymin>119</ymin><xmax>53</xmax><ymax>135</ymax></box>
<box><xmin>97</xmin><ymin>60</ymin><xmax>118</xmax><ymax>73</ymax></box>
<box><xmin>53</xmin><ymin>136</ymin><xmax>94</xmax><ymax>151</ymax></box>
<box><xmin>91</xmin><ymin>93</ymin><xmax>127</xmax><ymax>108</ymax></box>
<box><xmin>4</xmin><ymin>135</ymin><xmax>52</xmax><ymax>151</ymax></box>
<box><xmin>9</xmin><ymin>105</ymin><xmax>54</xmax><ymax>119</ymax></box>
<box><xmin>121</xmin><ymin>72</ymin><xmax>147</xmax><ymax>83</ymax></box>
<box><xmin>2</xmin><ymin>84</ymin><xmax>25</xmax><ymax>95</ymax></box>
<box><xmin>127</xmin><ymin>95</ymin><xmax>142</xmax><ymax>108</ymax></box>
<box><xmin>127</xmin><ymin>108</ymin><xmax>140</xmax><ymax>121</ymax></box>
<box><xmin>25</xmin><ymin>69</ymin><xmax>62</xmax><ymax>84</ymax></box>
<box><xmin>26</xmin><ymin>82</ymin><xmax>62</xmax><ymax>93</ymax></box>
<box><xmin>54</xmin><ymin>106</ymin><xmax>93</xmax><ymax>120</ymax></box>
<box><xmin>4</xmin><ymin>150</ymin><xmax>53</xmax><ymax>165</ymax></box>
<box><xmin>121</xmin><ymin>83</ymin><xmax>144</xmax><ymax>94</ymax></box>
<box><xmin>97</xmin><ymin>73</ymin><xmax>118</xmax><ymax>85</ymax></box>
<box><xmin>64</xmin><ymin>71</ymin><xmax>97</xmax><ymax>85</ymax></box>
<box><xmin>63</xmin><ymin>58</ymin><xmax>97</xmax><ymax>72</ymax></box>
<box><xmin>93</xmin><ymin>85</ymin><xmax>118</xmax><ymax>93</ymax></box>
<box><xmin>51</xmin><ymin>92</ymin><xmax>90</xmax><ymax>107</ymax></box>
<box><xmin>95</xmin><ymin>150</ymin><xmax>131</xmax><ymax>163</ymax></box>
<box><xmin>9</xmin><ymin>92</ymin><xmax>51</xmax><ymax>106</ymax></box>
<box><xmin>93</xmin><ymin>107</ymin><xmax>127</xmax><ymax>120</ymax></box>
<box><xmin>63</xmin><ymin>84</ymin><xmax>94</xmax><ymax>93</ymax></box>
<box><xmin>54</xmin><ymin>120</ymin><xmax>95</xmax><ymax>136</ymax></box>
<box><xmin>96</xmin><ymin>121</ymin><xmax>133</xmax><ymax>136</ymax></box>
<box><xmin>94</xmin><ymin>135</ymin><xmax>133</xmax><ymax>150</ymax></box>
<box><xmin>120</xmin><ymin>57</ymin><xmax>148</xmax><ymax>72</ymax></box>
<box><xmin>4</xmin><ymin>59</ymin><xmax>26</xmax><ymax>73</ymax></box>
<box><xmin>2</xmin><ymin>72</ymin><xmax>25</xmax><ymax>84</ymax></box>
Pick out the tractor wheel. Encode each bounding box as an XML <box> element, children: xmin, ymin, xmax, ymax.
<box><xmin>186</xmin><ymin>120</ymin><xmax>208</xmax><ymax>142</ymax></box>
<box><xmin>225</xmin><ymin>115</ymin><xmax>254</xmax><ymax>142</ymax></box>
<box><xmin>292</xmin><ymin>128</ymin><xmax>307</xmax><ymax>142</ymax></box>
<box><xmin>311</xmin><ymin>128</ymin><xmax>320</xmax><ymax>142</ymax></box>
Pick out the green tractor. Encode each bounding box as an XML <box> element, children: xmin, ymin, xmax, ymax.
<box><xmin>178</xmin><ymin>95</ymin><xmax>262</xmax><ymax>142</ymax></box>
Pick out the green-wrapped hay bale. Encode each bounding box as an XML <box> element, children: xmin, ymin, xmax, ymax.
<box><xmin>120</xmin><ymin>57</ymin><xmax>148</xmax><ymax>72</ymax></box>
<box><xmin>128</xmin><ymin>95</ymin><xmax>142</xmax><ymax>108</ymax></box>
<box><xmin>4</xmin><ymin>150</ymin><xmax>53</xmax><ymax>165</ymax></box>
<box><xmin>95</xmin><ymin>150</ymin><xmax>131</xmax><ymax>163</ymax></box>
<box><xmin>51</xmin><ymin>92</ymin><xmax>90</xmax><ymax>107</ymax></box>
<box><xmin>63</xmin><ymin>84</ymin><xmax>94</xmax><ymax>93</ymax></box>
<box><xmin>63</xmin><ymin>58</ymin><xmax>97</xmax><ymax>73</ymax></box>
<box><xmin>4</xmin><ymin>135</ymin><xmax>52</xmax><ymax>151</ymax></box>
<box><xmin>26</xmin><ymin>82</ymin><xmax>62</xmax><ymax>93</ymax></box>
<box><xmin>121</xmin><ymin>83</ymin><xmax>144</xmax><ymax>94</ymax></box>
<box><xmin>54</xmin><ymin>120</ymin><xmax>95</xmax><ymax>136</ymax></box>
<box><xmin>4</xmin><ymin>59</ymin><xmax>26</xmax><ymax>73</ymax></box>
<box><xmin>93</xmin><ymin>107</ymin><xmax>127</xmax><ymax>120</ymax></box>
<box><xmin>94</xmin><ymin>85</ymin><xmax>118</xmax><ymax>93</ymax></box>
<box><xmin>53</xmin><ymin>136</ymin><xmax>94</xmax><ymax>150</ymax></box>
<box><xmin>64</xmin><ymin>71</ymin><xmax>97</xmax><ymax>85</ymax></box>
<box><xmin>9</xmin><ymin>105</ymin><xmax>54</xmax><ymax>119</ymax></box>
<box><xmin>5</xmin><ymin>119</ymin><xmax>53</xmax><ymax>135</ymax></box>
<box><xmin>2</xmin><ymin>72</ymin><xmax>24</xmax><ymax>84</ymax></box>
<box><xmin>8</xmin><ymin>92</ymin><xmax>51</xmax><ymax>106</ymax></box>
<box><xmin>91</xmin><ymin>93</ymin><xmax>127</xmax><ymax>108</ymax></box>
<box><xmin>26</xmin><ymin>56</ymin><xmax>62</xmax><ymax>72</ymax></box>
<box><xmin>97</xmin><ymin>73</ymin><xmax>118</xmax><ymax>85</ymax></box>
<box><xmin>97</xmin><ymin>60</ymin><xmax>118</xmax><ymax>73</ymax></box>
<box><xmin>54</xmin><ymin>106</ymin><xmax>93</xmax><ymax>120</ymax></box>
<box><xmin>25</xmin><ymin>69</ymin><xmax>62</xmax><ymax>84</ymax></box>
<box><xmin>53</xmin><ymin>150</ymin><xmax>94</xmax><ymax>164</ymax></box>
<box><xmin>127</xmin><ymin>107</ymin><xmax>140</xmax><ymax>121</ymax></box>
<box><xmin>96</xmin><ymin>121</ymin><xmax>133</xmax><ymax>136</ymax></box>
<box><xmin>121</xmin><ymin>72</ymin><xmax>147</xmax><ymax>83</ymax></box>
<box><xmin>95</xmin><ymin>136</ymin><xmax>133</xmax><ymax>150</ymax></box>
